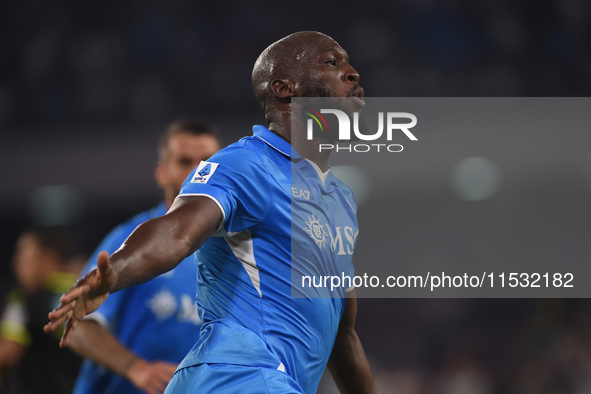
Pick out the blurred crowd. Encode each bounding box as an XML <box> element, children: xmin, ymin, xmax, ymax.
<box><xmin>0</xmin><ymin>0</ymin><xmax>590</xmax><ymax>130</ymax></box>
<box><xmin>345</xmin><ymin>298</ymin><xmax>591</xmax><ymax>394</ymax></box>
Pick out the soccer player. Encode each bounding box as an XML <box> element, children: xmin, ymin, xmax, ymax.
<box><xmin>0</xmin><ymin>227</ymin><xmax>82</xmax><ymax>393</ymax></box>
<box><xmin>46</xmin><ymin>31</ymin><xmax>376</xmax><ymax>394</ymax></box>
<box><xmin>68</xmin><ymin>119</ymin><xmax>221</xmax><ymax>394</ymax></box>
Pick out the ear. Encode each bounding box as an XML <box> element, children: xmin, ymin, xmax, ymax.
<box><xmin>155</xmin><ymin>164</ymin><xmax>167</xmax><ymax>189</ymax></box>
<box><xmin>271</xmin><ymin>78</ymin><xmax>296</xmax><ymax>98</ymax></box>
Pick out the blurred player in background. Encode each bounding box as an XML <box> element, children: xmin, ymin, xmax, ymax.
<box><xmin>46</xmin><ymin>32</ymin><xmax>376</xmax><ymax>393</ymax></box>
<box><xmin>0</xmin><ymin>226</ymin><xmax>82</xmax><ymax>393</ymax></box>
<box><xmin>67</xmin><ymin>119</ymin><xmax>221</xmax><ymax>394</ymax></box>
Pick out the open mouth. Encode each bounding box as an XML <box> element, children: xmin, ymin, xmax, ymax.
<box><xmin>349</xmin><ymin>87</ymin><xmax>365</xmax><ymax>107</ymax></box>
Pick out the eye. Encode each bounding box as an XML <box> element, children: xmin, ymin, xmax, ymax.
<box><xmin>177</xmin><ymin>157</ymin><xmax>194</xmax><ymax>167</ymax></box>
<box><xmin>324</xmin><ymin>59</ymin><xmax>337</xmax><ymax>67</ymax></box>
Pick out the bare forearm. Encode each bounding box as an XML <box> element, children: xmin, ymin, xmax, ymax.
<box><xmin>109</xmin><ymin>197</ymin><xmax>221</xmax><ymax>293</ymax></box>
<box><xmin>109</xmin><ymin>217</ymin><xmax>191</xmax><ymax>292</ymax></box>
<box><xmin>328</xmin><ymin>329</ymin><xmax>376</xmax><ymax>394</ymax></box>
<box><xmin>44</xmin><ymin>196</ymin><xmax>221</xmax><ymax>348</ymax></box>
<box><xmin>69</xmin><ymin>320</ymin><xmax>179</xmax><ymax>392</ymax></box>
<box><xmin>68</xmin><ymin>320</ymin><xmax>137</xmax><ymax>376</ymax></box>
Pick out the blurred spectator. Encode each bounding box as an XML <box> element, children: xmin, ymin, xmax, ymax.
<box><xmin>67</xmin><ymin>119</ymin><xmax>221</xmax><ymax>394</ymax></box>
<box><xmin>0</xmin><ymin>226</ymin><xmax>83</xmax><ymax>394</ymax></box>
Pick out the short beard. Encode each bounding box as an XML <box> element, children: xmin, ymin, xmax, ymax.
<box><xmin>298</xmin><ymin>83</ymin><xmax>370</xmax><ymax>142</ymax></box>
<box><xmin>300</xmin><ymin>83</ymin><xmax>335</xmax><ymax>98</ymax></box>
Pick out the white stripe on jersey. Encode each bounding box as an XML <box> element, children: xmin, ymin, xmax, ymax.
<box><xmin>225</xmin><ymin>230</ymin><xmax>262</xmax><ymax>298</ymax></box>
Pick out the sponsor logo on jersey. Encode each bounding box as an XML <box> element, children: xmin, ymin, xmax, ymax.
<box><xmin>303</xmin><ymin>213</ymin><xmax>358</xmax><ymax>254</ymax></box>
<box><xmin>191</xmin><ymin>161</ymin><xmax>219</xmax><ymax>184</ymax></box>
<box><xmin>291</xmin><ymin>187</ymin><xmax>310</xmax><ymax>200</ymax></box>
<box><xmin>304</xmin><ymin>214</ymin><xmax>328</xmax><ymax>249</ymax></box>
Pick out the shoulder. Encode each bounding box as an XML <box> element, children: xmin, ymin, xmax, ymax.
<box><xmin>82</xmin><ymin>205</ymin><xmax>164</xmax><ymax>274</ymax></box>
<box><xmin>188</xmin><ymin>137</ymin><xmax>274</xmax><ymax>185</ymax></box>
<box><xmin>120</xmin><ymin>205</ymin><xmax>163</xmax><ymax>231</ymax></box>
<box><xmin>206</xmin><ymin>136</ymin><xmax>270</xmax><ymax>167</ymax></box>
<box><xmin>106</xmin><ymin>205</ymin><xmax>163</xmax><ymax>242</ymax></box>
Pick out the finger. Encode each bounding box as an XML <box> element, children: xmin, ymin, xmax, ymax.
<box><xmin>146</xmin><ymin>385</ymin><xmax>163</xmax><ymax>394</ymax></box>
<box><xmin>60</xmin><ymin>316</ymin><xmax>78</xmax><ymax>347</ymax></box>
<box><xmin>152</xmin><ymin>362</ymin><xmax>177</xmax><ymax>379</ymax></box>
<box><xmin>161</xmin><ymin>364</ymin><xmax>177</xmax><ymax>377</ymax></box>
<box><xmin>151</xmin><ymin>367</ymin><xmax>174</xmax><ymax>390</ymax></box>
<box><xmin>60</xmin><ymin>281</ymin><xmax>91</xmax><ymax>304</ymax></box>
<box><xmin>143</xmin><ymin>380</ymin><xmax>166</xmax><ymax>394</ymax></box>
<box><xmin>163</xmin><ymin>369</ymin><xmax>176</xmax><ymax>380</ymax></box>
<box><xmin>48</xmin><ymin>299</ymin><xmax>76</xmax><ymax>320</ymax></box>
<box><xmin>166</xmin><ymin>367</ymin><xmax>176</xmax><ymax>380</ymax></box>
<box><xmin>155</xmin><ymin>370</ymin><xmax>175</xmax><ymax>383</ymax></box>
<box><xmin>154</xmin><ymin>379</ymin><xmax>168</xmax><ymax>393</ymax></box>
<box><xmin>43</xmin><ymin>311</ymin><xmax>72</xmax><ymax>332</ymax></box>
<box><xmin>44</xmin><ymin>300</ymin><xmax>76</xmax><ymax>332</ymax></box>
<box><xmin>96</xmin><ymin>251</ymin><xmax>111</xmax><ymax>277</ymax></box>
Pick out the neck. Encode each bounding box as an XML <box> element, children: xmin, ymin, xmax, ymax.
<box><xmin>268</xmin><ymin>108</ymin><xmax>334</xmax><ymax>172</ymax></box>
<box><xmin>295</xmin><ymin>137</ymin><xmax>333</xmax><ymax>172</ymax></box>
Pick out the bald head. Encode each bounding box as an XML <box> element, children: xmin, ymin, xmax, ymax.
<box><xmin>252</xmin><ymin>31</ymin><xmax>340</xmax><ymax>111</ymax></box>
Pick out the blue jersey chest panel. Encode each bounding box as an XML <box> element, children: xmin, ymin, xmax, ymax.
<box><xmin>177</xmin><ymin>126</ymin><xmax>358</xmax><ymax>394</ymax></box>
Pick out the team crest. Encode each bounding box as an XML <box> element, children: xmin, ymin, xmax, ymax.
<box><xmin>304</xmin><ymin>213</ymin><xmax>328</xmax><ymax>249</ymax></box>
<box><xmin>191</xmin><ymin>161</ymin><xmax>219</xmax><ymax>184</ymax></box>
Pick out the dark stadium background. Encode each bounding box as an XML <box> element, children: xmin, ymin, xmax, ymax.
<box><xmin>1</xmin><ymin>0</ymin><xmax>590</xmax><ymax>392</ymax></box>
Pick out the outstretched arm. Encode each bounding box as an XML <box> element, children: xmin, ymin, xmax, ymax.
<box><xmin>327</xmin><ymin>289</ymin><xmax>376</xmax><ymax>394</ymax></box>
<box><xmin>44</xmin><ymin>196</ymin><xmax>222</xmax><ymax>346</ymax></box>
<box><xmin>68</xmin><ymin>320</ymin><xmax>177</xmax><ymax>394</ymax></box>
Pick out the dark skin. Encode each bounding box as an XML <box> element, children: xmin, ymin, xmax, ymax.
<box><xmin>45</xmin><ymin>31</ymin><xmax>376</xmax><ymax>394</ymax></box>
<box><xmin>65</xmin><ymin>131</ymin><xmax>220</xmax><ymax>394</ymax></box>
<box><xmin>259</xmin><ymin>33</ymin><xmax>364</xmax><ymax>171</ymax></box>
<box><xmin>44</xmin><ymin>196</ymin><xmax>221</xmax><ymax>339</ymax></box>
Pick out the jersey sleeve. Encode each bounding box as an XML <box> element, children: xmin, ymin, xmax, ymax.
<box><xmin>177</xmin><ymin>145</ymin><xmax>272</xmax><ymax>234</ymax></box>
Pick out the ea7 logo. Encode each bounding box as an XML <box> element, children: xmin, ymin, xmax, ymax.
<box><xmin>306</xmin><ymin>110</ymin><xmax>417</xmax><ymax>141</ymax></box>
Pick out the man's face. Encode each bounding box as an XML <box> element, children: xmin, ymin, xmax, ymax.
<box><xmin>295</xmin><ymin>35</ymin><xmax>365</xmax><ymax>141</ymax></box>
<box><xmin>156</xmin><ymin>133</ymin><xmax>220</xmax><ymax>203</ymax></box>
<box><xmin>298</xmin><ymin>36</ymin><xmax>364</xmax><ymax>104</ymax></box>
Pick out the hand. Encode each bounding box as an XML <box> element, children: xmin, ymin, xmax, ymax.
<box><xmin>126</xmin><ymin>358</ymin><xmax>178</xmax><ymax>394</ymax></box>
<box><xmin>44</xmin><ymin>251</ymin><xmax>117</xmax><ymax>347</ymax></box>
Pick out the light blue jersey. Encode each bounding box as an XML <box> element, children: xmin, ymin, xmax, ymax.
<box><xmin>175</xmin><ymin>126</ymin><xmax>358</xmax><ymax>394</ymax></box>
<box><xmin>74</xmin><ymin>203</ymin><xmax>202</xmax><ymax>394</ymax></box>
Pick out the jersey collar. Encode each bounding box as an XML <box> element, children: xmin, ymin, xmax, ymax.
<box><xmin>252</xmin><ymin>125</ymin><xmax>302</xmax><ymax>159</ymax></box>
<box><xmin>253</xmin><ymin>125</ymin><xmax>333</xmax><ymax>184</ymax></box>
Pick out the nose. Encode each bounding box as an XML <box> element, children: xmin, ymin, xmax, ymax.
<box><xmin>345</xmin><ymin>64</ymin><xmax>360</xmax><ymax>83</ymax></box>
